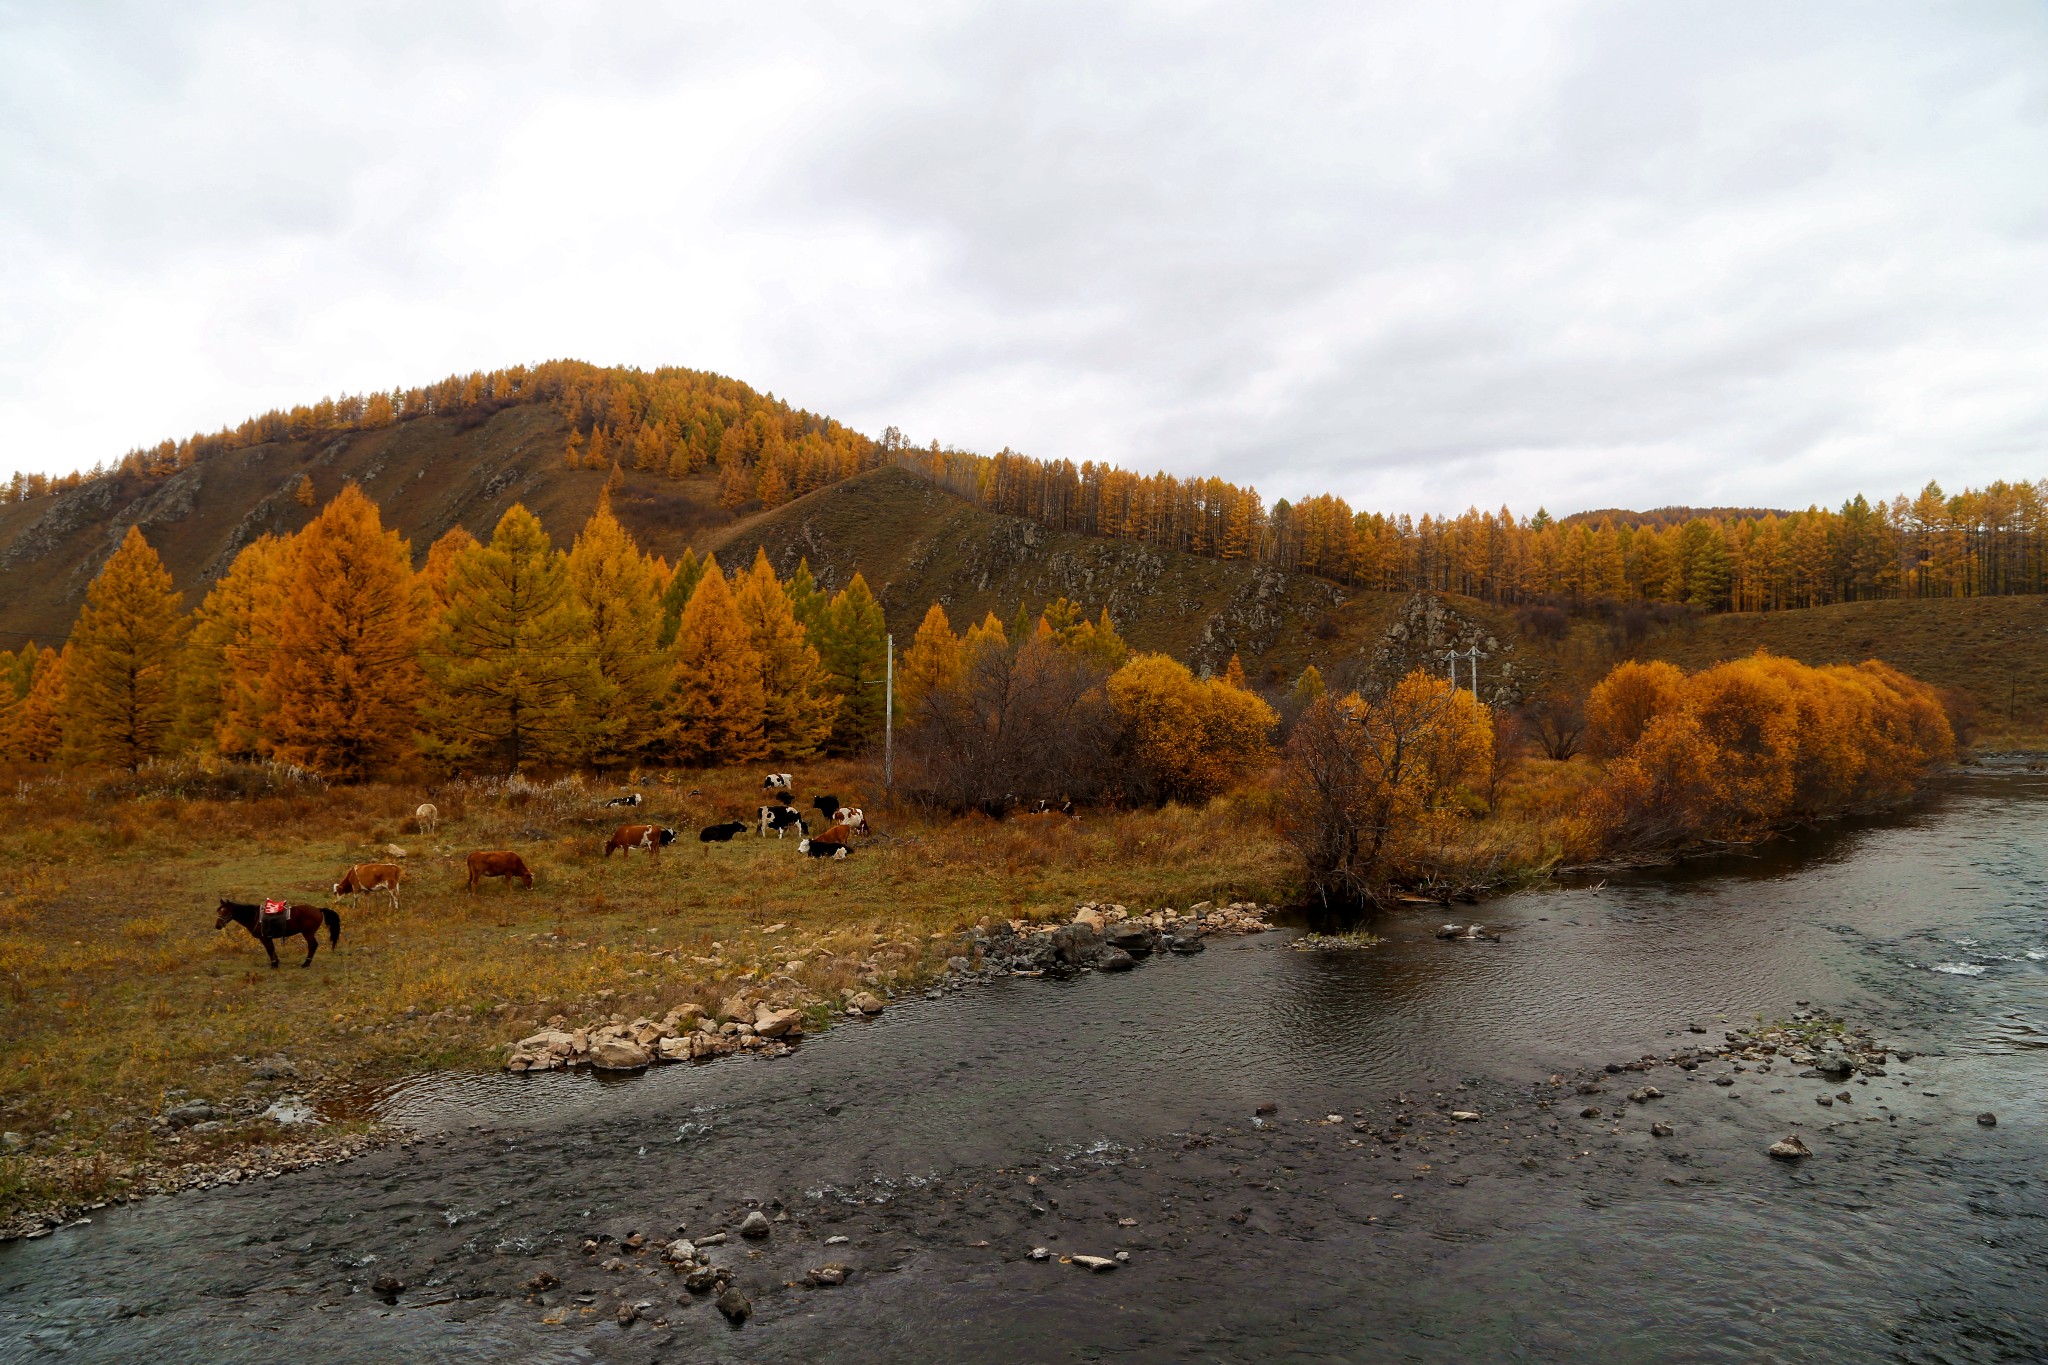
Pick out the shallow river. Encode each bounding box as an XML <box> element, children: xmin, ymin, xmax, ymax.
<box><xmin>4</xmin><ymin>772</ymin><xmax>2045</xmax><ymax>1363</ymax></box>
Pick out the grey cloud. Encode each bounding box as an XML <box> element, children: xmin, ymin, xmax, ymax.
<box><xmin>2</xmin><ymin>1</ymin><xmax>2045</xmax><ymax>516</ymax></box>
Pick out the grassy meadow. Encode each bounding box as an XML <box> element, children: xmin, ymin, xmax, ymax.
<box><xmin>0</xmin><ymin>760</ymin><xmax>1297</xmax><ymax>1223</ymax></box>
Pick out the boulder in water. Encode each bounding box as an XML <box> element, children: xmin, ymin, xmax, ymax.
<box><xmin>1767</xmin><ymin>1135</ymin><xmax>1813</xmax><ymax>1160</ymax></box>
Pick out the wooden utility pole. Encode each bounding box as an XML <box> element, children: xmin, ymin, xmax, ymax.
<box><xmin>884</xmin><ymin>633</ymin><xmax>894</xmax><ymax>789</ymax></box>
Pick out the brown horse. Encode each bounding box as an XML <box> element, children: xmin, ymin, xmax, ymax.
<box><xmin>215</xmin><ymin>897</ymin><xmax>341</xmax><ymax>968</ymax></box>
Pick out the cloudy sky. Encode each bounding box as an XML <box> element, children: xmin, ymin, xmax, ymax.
<box><xmin>3</xmin><ymin>1</ymin><xmax>2045</xmax><ymax>516</ymax></box>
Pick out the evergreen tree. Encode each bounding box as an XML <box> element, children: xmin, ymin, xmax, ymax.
<box><xmin>657</xmin><ymin>548</ymin><xmax>704</xmax><ymax>649</ymax></box>
<box><xmin>817</xmin><ymin>573</ymin><xmax>887</xmax><ymax>753</ymax></box>
<box><xmin>63</xmin><ymin>526</ymin><xmax>187</xmax><ymax>768</ymax></box>
<box><xmin>665</xmin><ymin>554</ymin><xmax>766</xmax><ymax>764</ymax></box>
<box><xmin>263</xmin><ymin>484</ymin><xmax>426</xmax><ymax>779</ymax></box>
<box><xmin>785</xmin><ymin>557</ymin><xmax>826</xmax><ymax>635</ymax></box>
<box><xmin>421</xmin><ymin>504</ymin><xmax>612</xmax><ymax>770</ymax></box>
<box><xmin>734</xmin><ymin>549</ymin><xmax>837</xmax><ymax>758</ymax></box>
<box><xmin>567</xmin><ymin>491</ymin><xmax>667</xmax><ymax>759</ymax></box>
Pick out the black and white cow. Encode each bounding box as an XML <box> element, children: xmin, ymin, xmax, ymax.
<box><xmin>758</xmin><ymin>805</ymin><xmax>807</xmax><ymax>839</ymax></box>
<box><xmin>761</xmin><ymin>773</ymin><xmax>794</xmax><ymax>794</ymax></box>
<box><xmin>603</xmin><ymin>793</ymin><xmax>643</xmax><ymax>808</ymax></box>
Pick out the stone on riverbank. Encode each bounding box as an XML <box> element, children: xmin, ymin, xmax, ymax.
<box><xmin>807</xmin><ymin>1263</ymin><xmax>850</xmax><ymax>1286</ymax></box>
<box><xmin>753</xmin><ymin>1006</ymin><xmax>802</xmax><ymax>1039</ymax></box>
<box><xmin>1096</xmin><ymin>947</ymin><xmax>1136</xmax><ymax>972</ymax></box>
<box><xmin>1051</xmin><ymin>922</ymin><xmax>1102</xmax><ymax>966</ymax></box>
<box><xmin>849</xmin><ymin>992</ymin><xmax>885</xmax><ymax>1015</ymax></box>
<box><xmin>1978</xmin><ymin>1112</ymin><xmax>1998</xmax><ymax>1127</ymax></box>
<box><xmin>739</xmin><ymin>1210</ymin><xmax>772</xmax><ymax>1239</ymax></box>
<box><xmin>1105</xmin><ymin>922</ymin><xmax>1157</xmax><ymax>955</ymax></box>
<box><xmin>590</xmin><ymin>1038</ymin><xmax>652</xmax><ymax>1071</ymax></box>
<box><xmin>716</xmin><ymin>1285</ymin><xmax>752</xmax><ymax>1323</ymax></box>
<box><xmin>1071</xmin><ymin>1254</ymin><xmax>1117</xmax><ymax>1272</ymax></box>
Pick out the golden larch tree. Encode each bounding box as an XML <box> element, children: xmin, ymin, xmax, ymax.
<box><xmin>181</xmin><ymin>533</ymin><xmax>292</xmax><ymax>757</ymax></box>
<box><xmin>421</xmin><ymin>504</ymin><xmax>612</xmax><ymax>770</ymax></box>
<box><xmin>62</xmin><ymin>526</ymin><xmax>187</xmax><ymax>769</ymax></box>
<box><xmin>419</xmin><ymin>527</ymin><xmax>481</xmax><ymax>609</ymax></box>
<box><xmin>0</xmin><ymin>644</ymin><xmax>65</xmax><ymax>764</ymax></box>
<box><xmin>262</xmin><ymin>484</ymin><xmax>426</xmax><ymax>779</ymax></box>
<box><xmin>665</xmin><ymin>554</ymin><xmax>767</xmax><ymax>764</ymax></box>
<box><xmin>898</xmin><ymin>603</ymin><xmax>963</xmax><ymax>717</ymax></box>
<box><xmin>733</xmin><ymin>549</ymin><xmax>837</xmax><ymax>758</ymax></box>
<box><xmin>566</xmin><ymin>491</ymin><xmax>668</xmax><ymax>760</ymax></box>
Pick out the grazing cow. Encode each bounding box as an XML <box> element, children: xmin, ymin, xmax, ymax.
<box><xmin>832</xmin><ymin>806</ymin><xmax>868</xmax><ymax>835</ymax></box>
<box><xmin>605</xmin><ymin>823</ymin><xmax>676</xmax><ymax>858</ymax></box>
<box><xmin>466</xmin><ymin>850</ymin><xmax>534</xmax><ymax>891</ymax></box>
<box><xmin>758</xmin><ymin>805</ymin><xmax>807</xmax><ymax>839</ymax></box>
<box><xmin>414</xmin><ymin>802</ymin><xmax>438</xmax><ymax>834</ymax></box>
<box><xmin>811</xmin><ymin>794</ymin><xmax>840</xmax><ymax>821</ymax></box>
<box><xmin>603</xmin><ymin>793</ymin><xmax>643</xmax><ymax>808</ymax></box>
<box><xmin>761</xmin><ymin>773</ymin><xmax>794</xmax><ymax>793</ymax></box>
<box><xmin>333</xmin><ymin>862</ymin><xmax>402</xmax><ymax>910</ymax></box>
<box><xmin>698</xmin><ymin>821</ymin><xmax>747</xmax><ymax>843</ymax></box>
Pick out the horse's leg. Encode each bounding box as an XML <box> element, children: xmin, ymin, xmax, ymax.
<box><xmin>264</xmin><ymin>932</ymin><xmax>280</xmax><ymax>969</ymax></box>
<box><xmin>302</xmin><ymin>929</ymin><xmax>317</xmax><ymax>967</ymax></box>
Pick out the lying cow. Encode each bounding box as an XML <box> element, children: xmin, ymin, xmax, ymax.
<box><xmin>798</xmin><ymin>826</ymin><xmax>854</xmax><ymax>858</ymax></box>
<box><xmin>699</xmin><ymin>821</ymin><xmax>748</xmax><ymax>843</ymax></box>
<box><xmin>762</xmin><ymin>773</ymin><xmax>794</xmax><ymax>793</ymax></box>
<box><xmin>605</xmin><ymin>824</ymin><xmax>676</xmax><ymax>858</ymax></box>
<box><xmin>603</xmin><ymin>793</ymin><xmax>643</xmax><ymax>808</ymax></box>
<box><xmin>466</xmin><ymin>850</ymin><xmax>534</xmax><ymax>891</ymax></box>
<box><xmin>334</xmin><ymin>862</ymin><xmax>402</xmax><ymax>910</ymax></box>
<box><xmin>758</xmin><ymin>805</ymin><xmax>807</xmax><ymax>839</ymax></box>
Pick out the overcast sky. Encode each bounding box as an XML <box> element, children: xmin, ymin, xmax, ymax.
<box><xmin>3</xmin><ymin>1</ymin><xmax>2045</xmax><ymax>516</ymax></box>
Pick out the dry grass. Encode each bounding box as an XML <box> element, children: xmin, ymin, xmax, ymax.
<box><xmin>0</xmin><ymin>759</ymin><xmax>1295</xmax><ymax>1220</ymax></box>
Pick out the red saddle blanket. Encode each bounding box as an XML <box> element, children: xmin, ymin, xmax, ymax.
<box><xmin>260</xmin><ymin>898</ymin><xmax>291</xmax><ymax>925</ymax></box>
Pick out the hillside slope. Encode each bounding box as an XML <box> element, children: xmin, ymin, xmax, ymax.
<box><xmin>702</xmin><ymin>466</ymin><xmax>1368</xmax><ymax>675</ymax></box>
<box><xmin>0</xmin><ymin>405</ymin><xmax>740</xmax><ymax>649</ymax></box>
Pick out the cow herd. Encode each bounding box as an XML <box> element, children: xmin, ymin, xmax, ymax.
<box><xmin>322</xmin><ymin>774</ymin><xmax>867</xmax><ymax>910</ymax></box>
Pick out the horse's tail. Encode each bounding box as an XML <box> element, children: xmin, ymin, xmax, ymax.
<box><xmin>323</xmin><ymin>907</ymin><xmax>342</xmax><ymax>946</ymax></box>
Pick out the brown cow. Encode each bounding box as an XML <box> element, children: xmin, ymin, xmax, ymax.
<box><xmin>605</xmin><ymin>824</ymin><xmax>677</xmax><ymax>858</ymax></box>
<box><xmin>333</xmin><ymin>862</ymin><xmax>402</xmax><ymax>910</ymax></box>
<box><xmin>466</xmin><ymin>850</ymin><xmax>534</xmax><ymax>891</ymax></box>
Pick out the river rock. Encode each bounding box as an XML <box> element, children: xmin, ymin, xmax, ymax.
<box><xmin>1628</xmin><ymin>1088</ymin><xmax>1663</xmax><ymax>1103</ymax></box>
<box><xmin>685</xmin><ymin>1267</ymin><xmax>723</xmax><ymax>1292</ymax></box>
<box><xmin>1977</xmin><ymin>1112</ymin><xmax>1998</xmax><ymax>1127</ymax></box>
<box><xmin>1168</xmin><ymin>935</ymin><xmax>1206</xmax><ymax>954</ymax></box>
<box><xmin>1450</xmin><ymin>1111</ymin><xmax>1480</xmax><ymax>1122</ymax></box>
<box><xmin>1815</xmin><ymin>1095</ymin><xmax>1833</xmax><ymax>1107</ymax></box>
<box><xmin>371</xmin><ymin>1274</ymin><xmax>404</xmax><ymax>1299</ymax></box>
<box><xmin>663</xmin><ymin>1238</ymin><xmax>696</xmax><ymax>1263</ymax></box>
<box><xmin>753</xmin><ymin>1007</ymin><xmax>802</xmax><ymax>1039</ymax></box>
<box><xmin>947</xmin><ymin>955</ymin><xmax>972</xmax><ymax>974</ymax></box>
<box><xmin>656</xmin><ymin>1037</ymin><xmax>692</xmax><ymax>1062</ymax></box>
<box><xmin>1105</xmin><ymin>922</ymin><xmax>1157</xmax><ymax>955</ymax></box>
<box><xmin>1096</xmin><ymin>947</ymin><xmax>1136</xmax><ymax>972</ymax></box>
<box><xmin>849</xmin><ymin>991</ymin><xmax>885</xmax><ymax>1015</ymax></box>
<box><xmin>1650</xmin><ymin>1122</ymin><xmax>1674</xmax><ymax>1137</ymax></box>
<box><xmin>806</xmin><ymin>1263</ymin><xmax>850</xmax><ymax>1286</ymax></box>
<box><xmin>715</xmin><ymin>1286</ymin><xmax>752</xmax><ymax>1324</ymax></box>
<box><xmin>1767</xmin><ymin>1135</ymin><xmax>1813</xmax><ymax>1160</ymax></box>
<box><xmin>739</xmin><ymin>1210</ymin><xmax>772</xmax><ymax>1239</ymax></box>
<box><xmin>616</xmin><ymin>1302</ymin><xmax>638</xmax><ymax>1326</ymax></box>
<box><xmin>1051</xmin><ymin>922</ymin><xmax>1102</xmax><ymax>966</ymax></box>
<box><xmin>1073</xmin><ymin>907</ymin><xmax>1106</xmax><ymax>931</ymax></box>
<box><xmin>1580</xmin><ymin>1107</ymin><xmax>1601</xmax><ymax>1119</ymax></box>
<box><xmin>1070</xmin><ymin>1254</ymin><xmax>1117</xmax><ymax>1272</ymax></box>
<box><xmin>1815</xmin><ymin>1057</ymin><xmax>1854</xmax><ymax>1081</ymax></box>
<box><xmin>1029</xmin><ymin>1246</ymin><xmax>1051</xmax><ymax>1261</ymax></box>
<box><xmin>590</xmin><ymin>1038</ymin><xmax>652</xmax><ymax>1071</ymax></box>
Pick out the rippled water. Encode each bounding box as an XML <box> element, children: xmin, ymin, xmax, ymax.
<box><xmin>4</xmin><ymin>771</ymin><xmax>2045</xmax><ymax>1363</ymax></box>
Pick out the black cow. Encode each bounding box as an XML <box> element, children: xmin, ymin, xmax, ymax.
<box><xmin>758</xmin><ymin>805</ymin><xmax>807</xmax><ymax>839</ymax></box>
<box><xmin>811</xmin><ymin>794</ymin><xmax>841</xmax><ymax>821</ymax></box>
<box><xmin>698</xmin><ymin>822</ymin><xmax>748</xmax><ymax>843</ymax></box>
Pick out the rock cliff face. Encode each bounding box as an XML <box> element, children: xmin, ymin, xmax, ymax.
<box><xmin>1363</xmin><ymin>593</ymin><xmax>1529</xmax><ymax>704</ymax></box>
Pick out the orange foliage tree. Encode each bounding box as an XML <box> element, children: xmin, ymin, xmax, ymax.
<box><xmin>1106</xmin><ymin>653</ymin><xmax>1276</xmax><ymax>803</ymax></box>
<box><xmin>62</xmin><ymin>527</ymin><xmax>188</xmax><ymax>769</ymax></box>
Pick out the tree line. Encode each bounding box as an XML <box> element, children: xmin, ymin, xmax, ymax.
<box><xmin>898</xmin><ymin>447</ymin><xmax>2048</xmax><ymax>609</ymax></box>
<box><xmin>0</xmin><ymin>484</ymin><xmax>1285</xmax><ymax>798</ymax></box>
<box><xmin>0</xmin><ymin>487</ymin><xmax>894</xmax><ymax>778</ymax></box>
